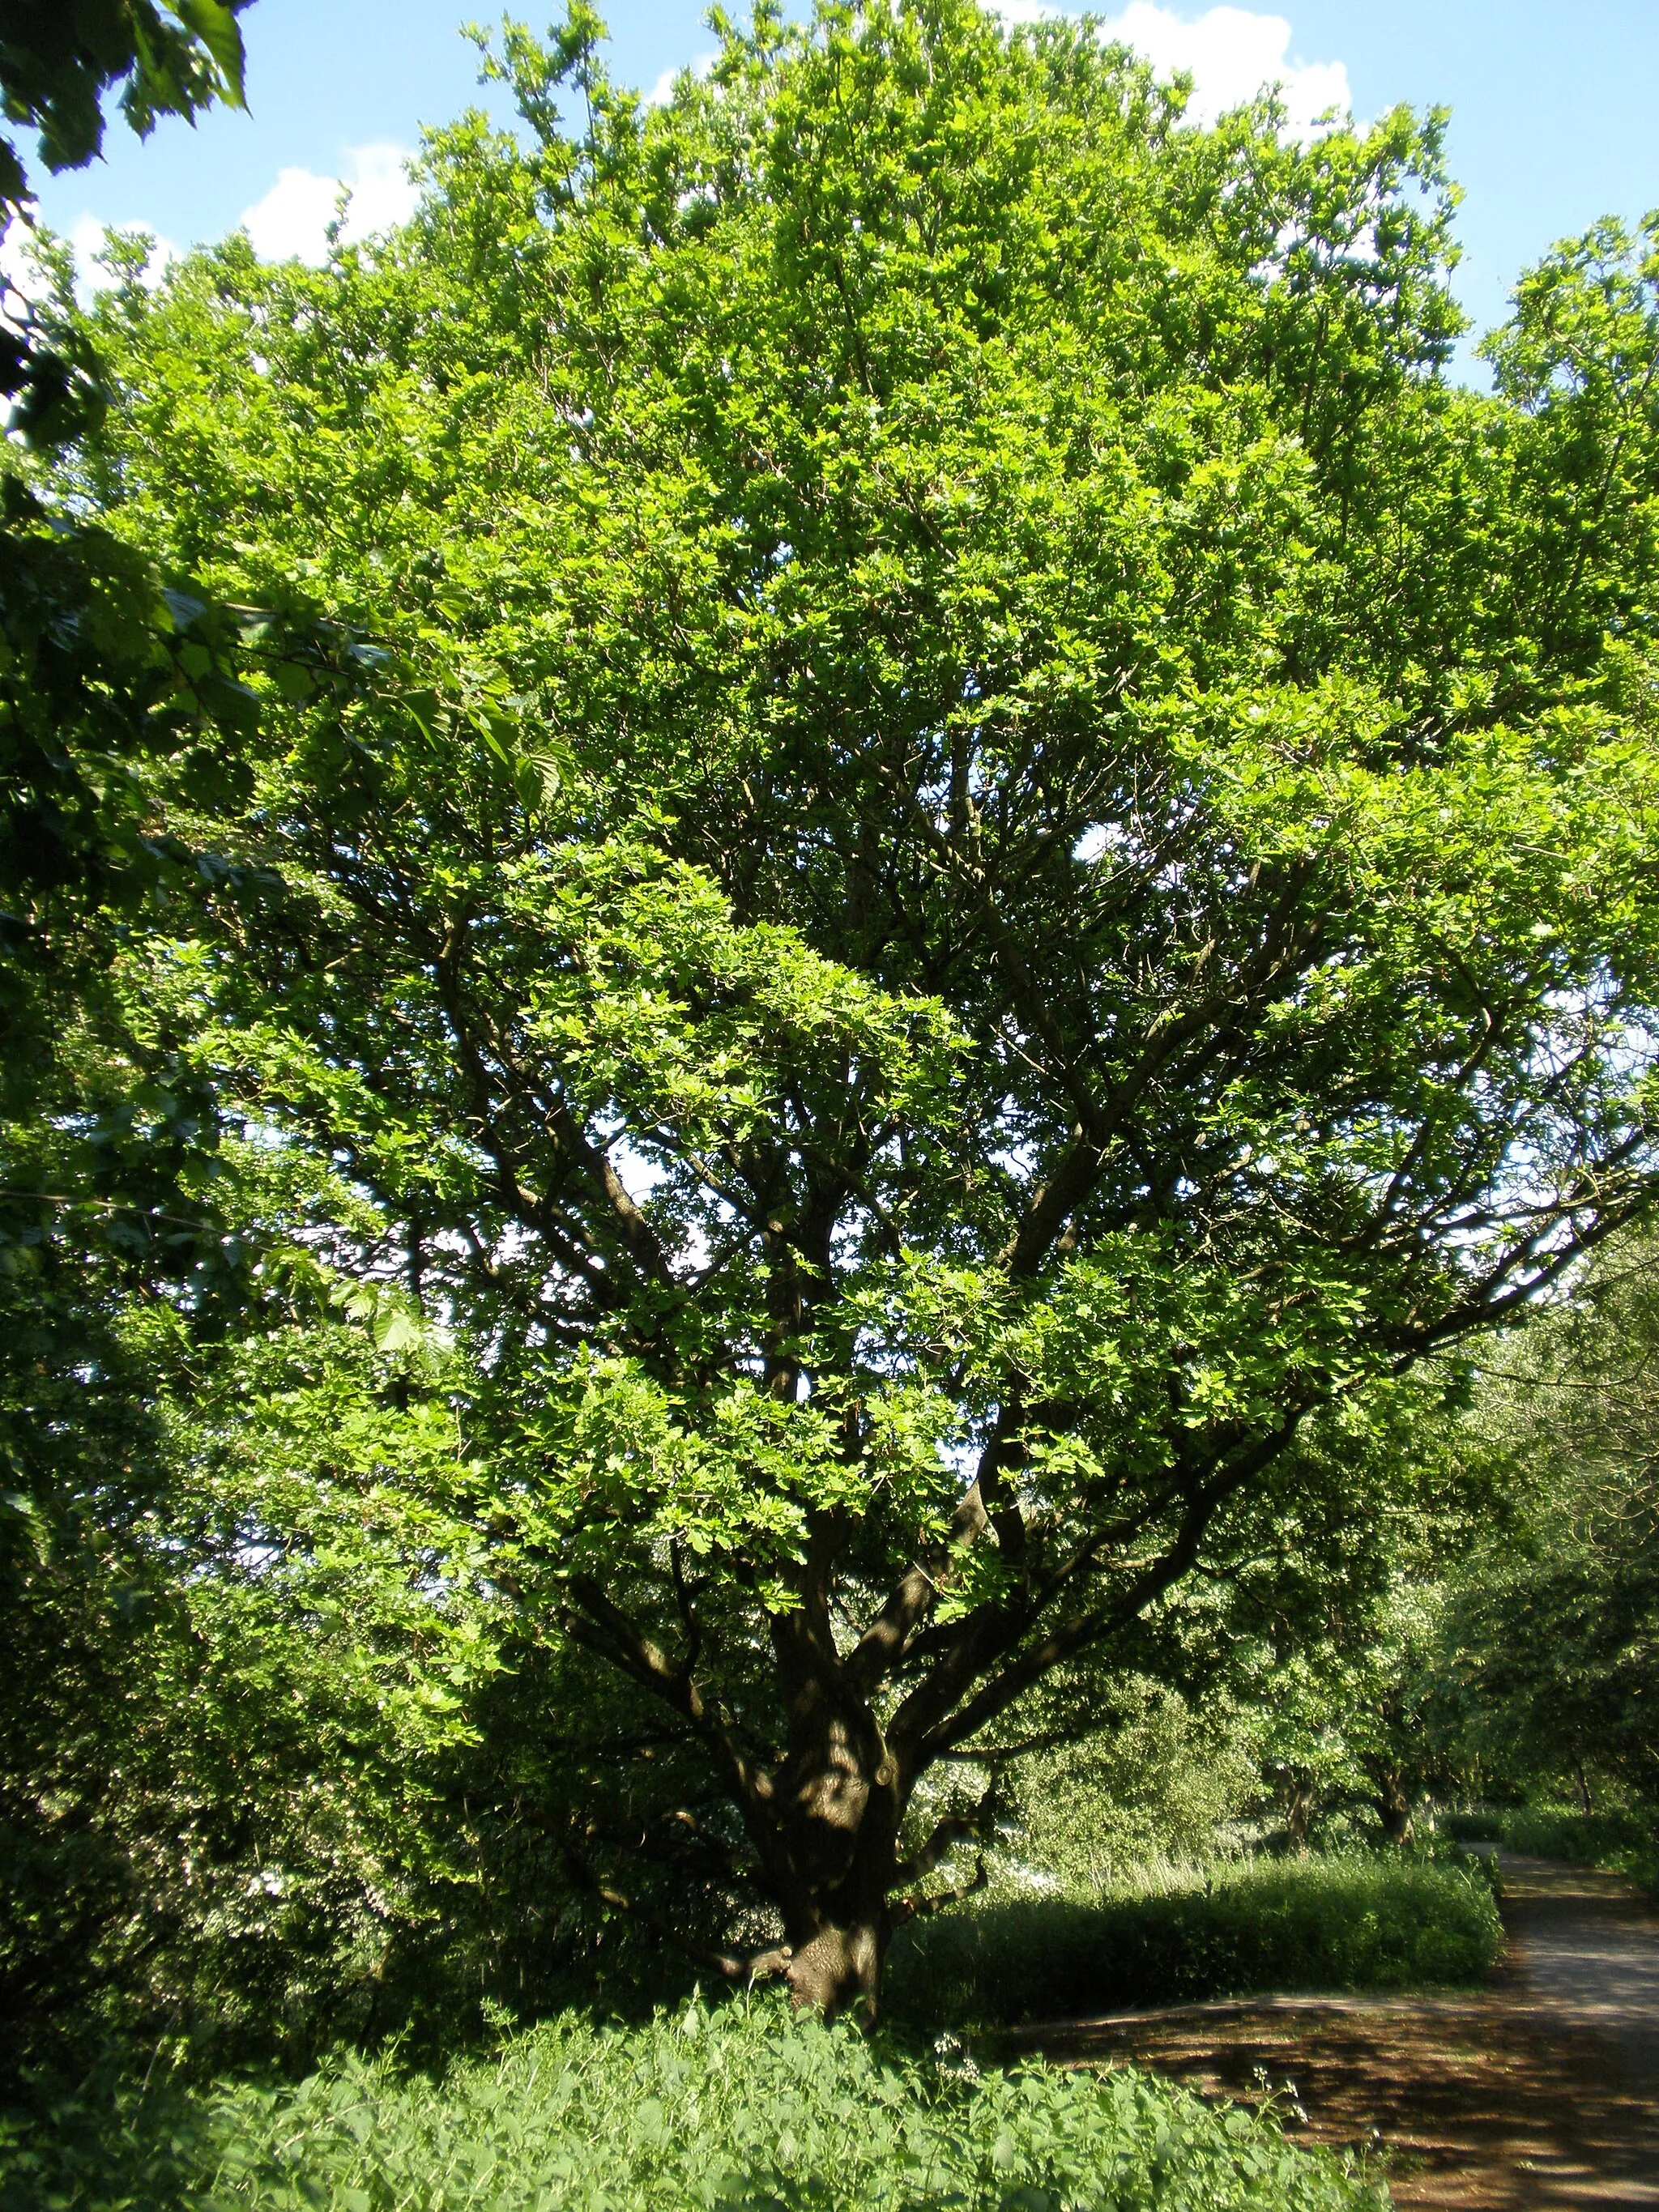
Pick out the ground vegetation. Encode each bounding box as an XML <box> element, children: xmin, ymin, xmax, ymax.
<box><xmin>0</xmin><ymin>1993</ymin><xmax>1385</xmax><ymax>2212</ymax></box>
<box><xmin>886</xmin><ymin>1851</ymin><xmax>1502</xmax><ymax>2031</ymax></box>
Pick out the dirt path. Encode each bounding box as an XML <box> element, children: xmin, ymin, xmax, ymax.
<box><xmin>1010</xmin><ymin>1856</ymin><xmax>1659</xmax><ymax>2210</ymax></box>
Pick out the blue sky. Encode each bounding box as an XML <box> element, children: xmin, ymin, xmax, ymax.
<box><xmin>22</xmin><ymin>2</ymin><xmax>1659</xmax><ymax>377</ymax></box>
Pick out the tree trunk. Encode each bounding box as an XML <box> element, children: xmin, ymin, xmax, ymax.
<box><xmin>1374</xmin><ymin>1769</ymin><xmax>1414</xmax><ymax>1846</ymax></box>
<box><xmin>770</xmin><ymin>1664</ymin><xmax>906</xmax><ymax>2018</ymax></box>
<box><xmin>781</xmin><ymin>1896</ymin><xmax>889</xmax><ymax>2016</ymax></box>
<box><xmin>1282</xmin><ymin>1775</ymin><xmax>1316</xmax><ymax>1848</ymax></box>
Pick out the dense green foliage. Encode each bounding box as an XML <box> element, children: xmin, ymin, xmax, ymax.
<box><xmin>1197</xmin><ymin>1225</ymin><xmax>1659</xmax><ymax>1847</ymax></box>
<box><xmin>1008</xmin><ymin>1678</ymin><xmax>1258</xmax><ymax>1884</ymax></box>
<box><xmin>2</xmin><ymin>0</ymin><xmax>257</xmax><ymax>883</ymax></box>
<box><xmin>0</xmin><ymin>1995</ymin><xmax>1383</xmax><ymax>2212</ymax></box>
<box><xmin>2</xmin><ymin>0</ymin><xmax>249</xmax><ymax>441</ymax></box>
<box><xmin>886</xmin><ymin>1853</ymin><xmax>1502</xmax><ymax>2031</ymax></box>
<box><xmin>1495</xmin><ymin>1806</ymin><xmax>1658</xmax><ymax>1877</ymax></box>
<box><xmin>1433</xmin><ymin>1230</ymin><xmax>1659</xmax><ymax>1810</ymax></box>
<box><xmin>1</xmin><ymin>1</ymin><xmax>247</xmax><ymax>191</ymax></box>
<box><xmin>0</xmin><ymin>0</ymin><xmax>310</xmax><ymax>2086</ymax></box>
<box><xmin>1</xmin><ymin>1302</ymin><xmax>528</xmax><ymax>2071</ymax></box>
<box><xmin>1233</xmin><ymin>1582</ymin><xmax>1461</xmax><ymax>1847</ymax></box>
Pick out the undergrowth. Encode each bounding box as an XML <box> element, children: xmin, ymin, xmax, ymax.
<box><xmin>0</xmin><ymin>1993</ymin><xmax>1384</xmax><ymax>2212</ymax></box>
<box><xmin>886</xmin><ymin>1852</ymin><xmax>1502</xmax><ymax>2031</ymax></box>
<box><xmin>1443</xmin><ymin>1805</ymin><xmax>1659</xmax><ymax>1896</ymax></box>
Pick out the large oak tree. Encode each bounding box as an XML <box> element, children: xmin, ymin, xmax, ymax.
<box><xmin>68</xmin><ymin>0</ymin><xmax>1659</xmax><ymax>2010</ymax></box>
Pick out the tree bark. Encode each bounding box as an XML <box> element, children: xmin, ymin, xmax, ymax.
<box><xmin>1373</xmin><ymin>1768</ymin><xmax>1415</xmax><ymax>1846</ymax></box>
<box><xmin>1282</xmin><ymin>1775</ymin><xmax>1317</xmax><ymax>1848</ymax></box>
<box><xmin>780</xmin><ymin>1882</ymin><xmax>892</xmax><ymax>2016</ymax></box>
<box><xmin>772</xmin><ymin>1693</ymin><xmax>904</xmax><ymax>2018</ymax></box>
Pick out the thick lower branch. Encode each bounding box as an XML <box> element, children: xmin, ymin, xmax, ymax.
<box><xmin>561</xmin><ymin>1577</ymin><xmax>794</xmax><ymax>1897</ymax></box>
<box><xmin>892</xmin><ymin>1777</ymin><xmax>998</xmax><ymax>1886</ymax></box>
<box><xmin>892</xmin><ymin>1856</ymin><xmax>989</xmax><ymax>1929</ymax></box>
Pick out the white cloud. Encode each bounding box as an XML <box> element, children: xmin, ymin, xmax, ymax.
<box><xmin>240</xmin><ymin>142</ymin><xmax>419</xmax><ymax>264</ymax></box>
<box><xmin>1000</xmin><ymin>3</ymin><xmax>1350</xmax><ymax>137</ymax></box>
<box><xmin>1102</xmin><ymin>4</ymin><xmax>1348</xmax><ymax>131</ymax></box>
<box><xmin>644</xmin><ymin>51</ymin><xmax>719</xmax><ymax>109</ymax></box>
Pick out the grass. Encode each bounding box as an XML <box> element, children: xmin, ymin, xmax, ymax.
<box><xmin>0</xmin><ymin>1993</ymin><xmax>1384</xmax><ymax>2212</ymax></box>
<box><xmin>885</xmin><ymin>1851</ymin><xmax>1503</xmax><ymax>2033</ymax></box>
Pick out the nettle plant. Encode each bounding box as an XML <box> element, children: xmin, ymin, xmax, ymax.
<box><xmin>77</xmin><ymin>0</ymin><xmax>1659</xmax><ymax>2009</ymax></box>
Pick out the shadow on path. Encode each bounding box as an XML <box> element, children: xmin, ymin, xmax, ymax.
<box><xmin>1009</xmin><ymin>1856</ymin><xmax>1659</xmax><ymax>2210</ymax></box>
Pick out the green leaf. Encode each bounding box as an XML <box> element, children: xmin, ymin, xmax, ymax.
<box><xmin>271</xmin><ymin>661</ymin><xmax>318</xmax><ymax>701</ymax></box>
<box><xmin>170</xmin><ymin>0</ymin><xmax>249</xmax><ymax>104</ymax></box>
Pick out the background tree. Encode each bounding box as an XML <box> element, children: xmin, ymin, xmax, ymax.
<box><xmin>30</xmin><ymin>0</ymin><xmax>1659</xmax><ymax>2018</ymax></box>
<box><xmin>0</xmin><ymin>0</ymin><xmax>399</xmax><ymax>2083</ymax></box>
<box><xmin>2</xmin><ymin>0</ymin><xmax>256</xmax><ymax>906</ymax></box>
<box><xmin>1438</xmin><ymin>1226</ymin><xmax>1659</xmax><ymax>1812</ymax></box>
<box><xmin>1238</xmin><ymin>1583</ymin><xmax>1456</xmax><ymax>1847</ymax></box>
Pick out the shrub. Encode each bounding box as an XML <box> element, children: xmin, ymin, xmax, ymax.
<box><xmin>0</xmin><ymin>1996</ymin><xmax>1383</xmax><ymax>2212</ymax></box>
<box><xmin>1496</xmin><ymin>1804</ymin><xmax>1645</xmax><ymax>1860</ymax></box>
<box><xmin>1491</xmin><ymin>1805</ymin><xmax>1659</xmax><ymax>1895</ymax></box>
<box><xmin>886</xmin><ymin>1853</ymin><xmax>1502</xmax><ymax>2031</ymax></box>
<box><xmin>1431</xmin><ymin>1808</ymin><xmax>1507</xmax><ymax>1843</ymax></box>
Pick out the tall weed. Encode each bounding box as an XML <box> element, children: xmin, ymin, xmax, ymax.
<box><xmin>887</xmin><ymin>1852</ymin><xmax>1501</xmax><ymax>2031</ymax></box>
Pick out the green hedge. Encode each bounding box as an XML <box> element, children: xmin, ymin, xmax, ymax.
<box><xmin>886</xmin><ymin>1853</ymin><xmax>1503</xmax><ymax>2031</ymax></box>
<box><xmin>0</xmin><ymin>1996</ymin><xmax>1383</xmax><ymax>2212</ymax></box>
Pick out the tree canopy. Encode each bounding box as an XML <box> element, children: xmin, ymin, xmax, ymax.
<box><xmin>15</xmin><ymin>0</ymin><xmax>1659</xmax><ymax>2019</ymax></box>
<box><xmin>2</xmin><ymin>0</ymin><xmax>259</xmax><ymax>1279</ymax></box>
